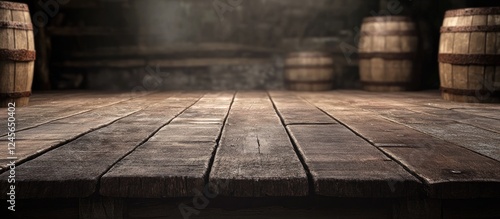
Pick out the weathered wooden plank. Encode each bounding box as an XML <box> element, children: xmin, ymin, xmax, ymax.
<box><xmin>0</xmin><ymin>139</ymin><xmax>60</xmax><ymax>171</ymax></box>
<box><xmin>287</xmin><ymin>124</ymin><xmax>421</xmax><ymax>197</ymax></box>
<box><xmin>0</xmin><ymin>91</ymin><xmax>146</xmax><ymax>136</ymax></box>
<box><xmin>375</xmin><ymin>91</ymin><xmax>500</xmax><ymax>118</ymax></box>
<box><xmin>268</xmin><ymin>91</ymin><xmax>336</xmax><ymax>125</ymax></box>
<box><xmin>290</xmin><ymin>100</ymin><xmax>416</xmax><ymax>147</ymax></box>
<box><xmin>381</xmin><ymin>145</ymin><xmax>500</xmax><ymax>199</ymax></box>
<box><xmin>301</xmin><ymin>92</ymin><xmax>500</xmax><ymax>199</ymax></box>
<box><xmin>400</xmin><ymin>122</ymin><xmax>500</xmax><ymax>161</ymax></box>
<box><xmin>0</xmin><ymin>92</ymin><xmax>164</xmax><ymax>171</ymax></box>
<box><xmin>399</xmin><ymin>105</ymin><xmax>500</xmax><ymax>134</ymax></box>
<box><xmin>364</xmin><ymin>104</ymin><xmax>500</xmax><ymax>161</ymax></box>
<box><xmin>0</xmin><ymin>92</ymin><xmax>203</xmax><ymax>198</ymax></box>
<box><xmin>328</xmin><ymin>91</ymin><xmax>500</xmax><ymax>161</ymax></box>
<box><xmin>0</xmin><ymin>97</ymin><xmax>149</xmax><ymax>171</ymax></box>
<box><xmin>346</xmin><ymin>91</ymin><xmax>500</xmax><ymax>132</ymax></box>
<box><xmin>0</xmin><ymin>92</ymin><xmax>88</xmax><ymax>120</ymax></box>
<box><xmin>100</xmin><ymin>92</ymin><xmax>234</xmax><ymax>198</ymax></box>
<box><xmin>452</xmin><ymin>108</ymin><xmax>500</xmax><ymax>120</ymax></box>
<box><xmin>209</xmin><ymin>92</ymin><xmax>308</xmax><ymax>197</ymax></box>
<box><xmin>17</xmin><ymin>91</ymin><xmax>91</xmax><ymax>106</ymax></box>
<box><xmin>346</xmin><ymin>90</ymin><xmax>498</xmax><ymax>107</ymax></box>
<box><xmin>334</xmin><ymin>90</ymin><xmax>499</xmax><ymax>136</ymax></box>
<box><xmin>269</xmin><ymin>91</ymin><xmax>420</xmax><ymax>197</ymax></box>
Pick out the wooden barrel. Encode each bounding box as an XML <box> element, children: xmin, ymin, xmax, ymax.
<box><xmin>284</xmin><ymin>52</ymin><xmax>334</xmax><ymax>91</ymax></box>
<box><xmin>0</xmin><ymin>1</ymin><xmax>35</xmax><ymax>107</ymax></box>
<box><xmin>438</xmin><ymin>7</ymin><xmax>500</xmax><ymax>103</ymax></box>
<box><xmin>358</xmin><ymin>16</ymin><xmax>419</xmax><ymax>91</ymax></box>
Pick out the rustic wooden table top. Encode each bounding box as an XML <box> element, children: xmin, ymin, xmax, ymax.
<box><xmin>0</xmin><ymin>90</ymin><xmax>499</xmax><ymax>200</ymax></box>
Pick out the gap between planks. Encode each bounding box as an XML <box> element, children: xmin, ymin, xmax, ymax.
<box><xmin>268</xmin><ymin>91</ymin><xmax>421</xmax><ymax>198</ymax></box>
<box><xmin>338</xmin><ymin>90</ymin><xmax>500</xmax><ymax>132</ymax></box>
<box><xmin>99</xmin><ymin>92</ymin><xmax>236</xmax><ymax>197</ymax></box>
<box><xmin>0</xmin><ymin>92</ymin><xmax>205</xmax><ymax>198</ymax></box>
<box><xmin>207</xmin><ymin>92</ymin><xmax>309</xmax><ymax>197</ymax></box>
<box><xmin>330</xmin><ymin>91</ymin><xmax>500</xmax><ymax>161</ymax></box>
<box><xmin>298</xmin><ymin>91</ymin><xmax>500</xmax><ymax>199</ymax></box>
<box><xmin>96</xmin><ymin>93</ymin><xmax>209</xmax><ymax>197</ymax></box>
<box><xmin>0</xmin><ymin>91</ymin><xmax>155</xmax><ymax>137</ymax></box>
<box><xmin>0</xmin><ymin>92</ymin><xmax>166</xmax><ymax>173</ymax></box>
<box><xmin>267</xmin><ymin>91</ymin><xmax>316</xmax><ymax>196</ymax></box>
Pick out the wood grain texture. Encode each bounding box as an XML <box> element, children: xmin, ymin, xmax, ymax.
<box><xmin>324</xmin><ymin>91</ymin><xmax>500</xmax><ymax>162</ymax></box>
<box><xmin>209</xmin><ymin>92</ymin><xmax>308</xmax><ymax>197</ymax></box>
<box><xmin>439</xmin><ymin>8</ymin><xmax>500</xmax><ymax>103</ymax></box>
<box><xmin>374</xmin><ymin>90</ymin><xmax>500</xmax><ymax>115</ymax></box>
<box><xmin>0</xmin><ymin>6</ymin><xmax>35</xmax><ymax>107</ymax></box>
<box><xmin>453</xmin><ymin>108</ymin><xmax>500</xmax><ymax>120</ymax></box>
<box><xmin>301</xmin><ymin>92</ymin><xmax>500</xmax><ymax>198</ymax></box>
<box><xmin>0</xmin><ymin>93</ymin><xmax>152</xmax><ymax>171</ymax></box>
<box><xmin>374</xmin><ymin>108</ymin><xmax>500</xmax><ymax>161</ymax></box>
<box><xmin>287</xmin><ymin>124</ymin><xmax>421</xmax><ymax>197</ymax></box>
<box><xmin>284</xmin><ymin>52</ymin><xmax>334</xmax><ymax>91</ymax></box>
<box><xmin>268</xmin><ymin>91</ymin><xmax>336</xmax><ymax>125</ymax></box>
<box><xmin>0</xmin><ymin>91</ymin><xmax>147</xmax><ymax>136</ymax></box>
<box><xmin>100</xmin><ymin>92</ymin><xmax>234</xmax><ymax>198</ymax></box>
<box><xmin>359</xmin><ymin>16</ymin><xmax>419</xmax><ymax>91</ymax></box>
<box><xmin>0</xmin><ymin>90</ymin><xmax>498</xmax><ymax>202</ymax></box>
<box><xmin>269</xmin><ymin>92</ymin><xmax>420</xmax><ymax>197</ymax></box>
<box><xmin>0</xmin><ymin>92</ymin><xmax>203</xmax><ymax>198</ymax></box>
<box><xmin>386</xmin><ymin>104</ymin><xmax>499</xmax><ymax>134</ymax></box>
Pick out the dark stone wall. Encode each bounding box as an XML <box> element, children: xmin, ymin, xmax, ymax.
<box><xmin>134</xmin><ymin>0</ymin><xmax>374</xmax><ymax>47</ymax></box>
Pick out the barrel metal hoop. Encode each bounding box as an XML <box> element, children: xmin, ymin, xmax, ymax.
<box><xmin>0</xmin><ymin>49</ymin><xmax>36</xmax><ymax>61</ymax></box>
<box><xmin>0</xmin><ymin>91</ymin><xmax>31</xmax><ymax>98</ymax></box>
<box><xmin>358</xmin><ymin>52</ymin><xmax>416</xmax><ymax>60</ymax></box>
<box><xmin>362</xmin><ymin>81</ymin><xmax>415</xmax><ymax>87</ymax></box>
<box><xmin>440</xmin><ymin>87</ymin><xmax>500</xmax><ymax>97</ymax></box>
<box><xmin>445</xmin><ymin>7</ymin><xmax>500</xmax><ymax>17</ymax></box>
<box><xmin>440</xmin><ymin>25</ymin><xmax>500</xmax><ymax>33</ymax></box>
<box><xmin>363</xmin><ymin>16</ymin><xmax>413</xmax><ymax>23</ymax></box>
<box><xmin>361</xmin><ymin>30</ymin><xmax>417</xmax><ymax>36</ymax></box>
<box><xmin>438</xmin><ymin>54</ymin><xmax>500</xmax><ymax>65</ymax></box>
<box><xmin>0</xmin><ymin>21</ymin><xmax>33</xmax><ymax>30</ymax></box>
<box><xmin>0</xmin><ymin>2</ymin><xmax>29</xmax><ymax>11</ymax></box>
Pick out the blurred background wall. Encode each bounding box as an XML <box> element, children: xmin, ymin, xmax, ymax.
<box><xmin>14</xmin><ymin>0</ymin><xmax>499</xmax><ymax>90</ymax></box>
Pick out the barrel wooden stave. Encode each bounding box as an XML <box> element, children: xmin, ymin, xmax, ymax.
<box><xmin>439</xmin><ymin>8</ymin><xmax>500</xmax><ymax>103</ymax></box>
<box><xmin>358</xmin><ymin>16</ymin><xmax>419</xmax><ymax>92</ymax></box>
<box><xmin>284</xmin><ymin>52</ymin><xmax>334</xmax><ymax>91</ymax></box>
<box><xmin>0</xmin><ymin>2</ymin><xmax>35</xmax><ymax>107</ymax></box>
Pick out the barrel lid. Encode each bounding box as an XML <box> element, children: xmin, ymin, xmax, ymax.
<box><xmin>287</xmin><ymin>51</ymin><xmax>331</xmax><ymax>58</ymax></box>
<box><xmin>445</xmin><ymin>7</ymin><xmax>500</xmax><ymax>17</ymax></box>
<box><xmin>363</xmin><ymin>16</ymin><xmax>413</xmax><ymax>23</ymax></box>
<box><xmin>0</xmin><ymin>1</ymin><xmax>29</xmax><ymax>11</ymax></box>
